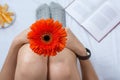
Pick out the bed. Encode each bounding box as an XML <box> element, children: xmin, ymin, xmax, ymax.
<box><xmin>0</xmin><ymin>0</ymin><xmax>120</xmax><ymax>80</ymax></box>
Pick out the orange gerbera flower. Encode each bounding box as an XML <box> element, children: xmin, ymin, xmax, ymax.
<box><xmin>27</xmin><ymin>19</ymin><xmax>67</xmax><ymax>56</ymax></box>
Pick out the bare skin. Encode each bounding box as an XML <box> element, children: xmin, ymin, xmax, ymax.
<box><xmin>49</xmin><ymin>47</ymin><xmax>80</xmax><ymax>80</ymax></box>
<box><xmin>14</xmin><ymin>44</ymin><xmax>48</xmax><ymax>80</ymax></box>
<box><xmin>0</xmin><ymin>28</ymin><xmax>98</xmax><ymax>80</ymax></box>
<box><xmin>0</xmin><ymin>29</ymin><xmax>30</xmax><ymax>80</ymax></box>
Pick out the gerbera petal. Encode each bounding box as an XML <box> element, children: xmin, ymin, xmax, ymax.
<box><xmin>27</xmin><ymin>19</ymin><xmax>67</xmax><ymax>56</ymax></box>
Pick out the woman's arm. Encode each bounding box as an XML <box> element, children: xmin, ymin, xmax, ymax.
<box><xmin>0</xmin><ymin>29</ymin><xmax>30</xmax><ymax>80</ymax></box>
<box><xmin>0</xmin><ymin>39</ymin><xmax>24</xmax><ymax>80</ymax></box>
<box><xmin>66</xmin><ymin>28</ymin><xmax>98</xmax><ymax>80</ymax></box>
<box><xmin>79</xmin><ymin>59</ymin><xmax>98</xmax><ymax>80</ymax></box>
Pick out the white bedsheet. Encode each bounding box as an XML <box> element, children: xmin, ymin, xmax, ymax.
<box><xmin>0</xmin><ymin>0</ymin><xmax>120</xmax><ymax>80</ymax></box>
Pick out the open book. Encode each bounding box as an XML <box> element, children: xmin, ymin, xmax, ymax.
<box><xmin>65</xmin><ymin>0</ymin><xmax>120</xmax><ymax>42</ymax></box>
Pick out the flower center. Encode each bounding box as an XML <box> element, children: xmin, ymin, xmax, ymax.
<box><xmin>42</xmin><ymin>33</ymin><xmax>52</xmax><ymax>43</ymax></box>
<box><xmin>43</xmin><ymin>35</ymin><xmax>50</xmax><ymax>41</ymax></box>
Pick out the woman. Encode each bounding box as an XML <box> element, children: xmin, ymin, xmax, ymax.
<box><xmin>0</xmin><ymin>2</ymin><xmax>98</xmax><ymax>80</ymax></box>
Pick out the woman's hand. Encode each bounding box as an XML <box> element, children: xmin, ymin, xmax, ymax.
<box><xmin>12</xmin><ymin>27</ymin><xmax>87</xmax><ymax>56</ymax></box>
<box><xmin>13</xmin><ymin>28</ymin><xmax>30</xmax><ymax>46</ymax></box>
<box><xmin>65</xmin><ymin>28</ymin><xmax>87</xmax><ymax>56</ymax></box>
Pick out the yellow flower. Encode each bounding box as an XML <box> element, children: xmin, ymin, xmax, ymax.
<box><xmin>0</xmin><ymin>4</ymin><xmax>14</xmax><ymax>28</ymax></box>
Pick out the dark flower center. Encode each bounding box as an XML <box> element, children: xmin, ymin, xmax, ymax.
<box><xmin>42</xmin><ymin>34</ymin><xmax>52</xmax><ymax>43</ymax></box>
<box><xmin>43</xmin><ymin>35</ymin><xmax>50</xmax><ymax>41</ymax></box>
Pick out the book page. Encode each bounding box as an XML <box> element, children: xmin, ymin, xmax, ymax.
<box><xmin>66</xmin><ymin>0</ymin><xmax>106</xmax><ymax>23</ymax></box>
<box><xmin>82</xmin><ymin>1</ymin><xmax>120</xmax><ymax>41</ymax></box>
<box><xmin>66</xmin><ymin>0</ymin><xmax>120</xmax><ymax>42</ymax></box>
